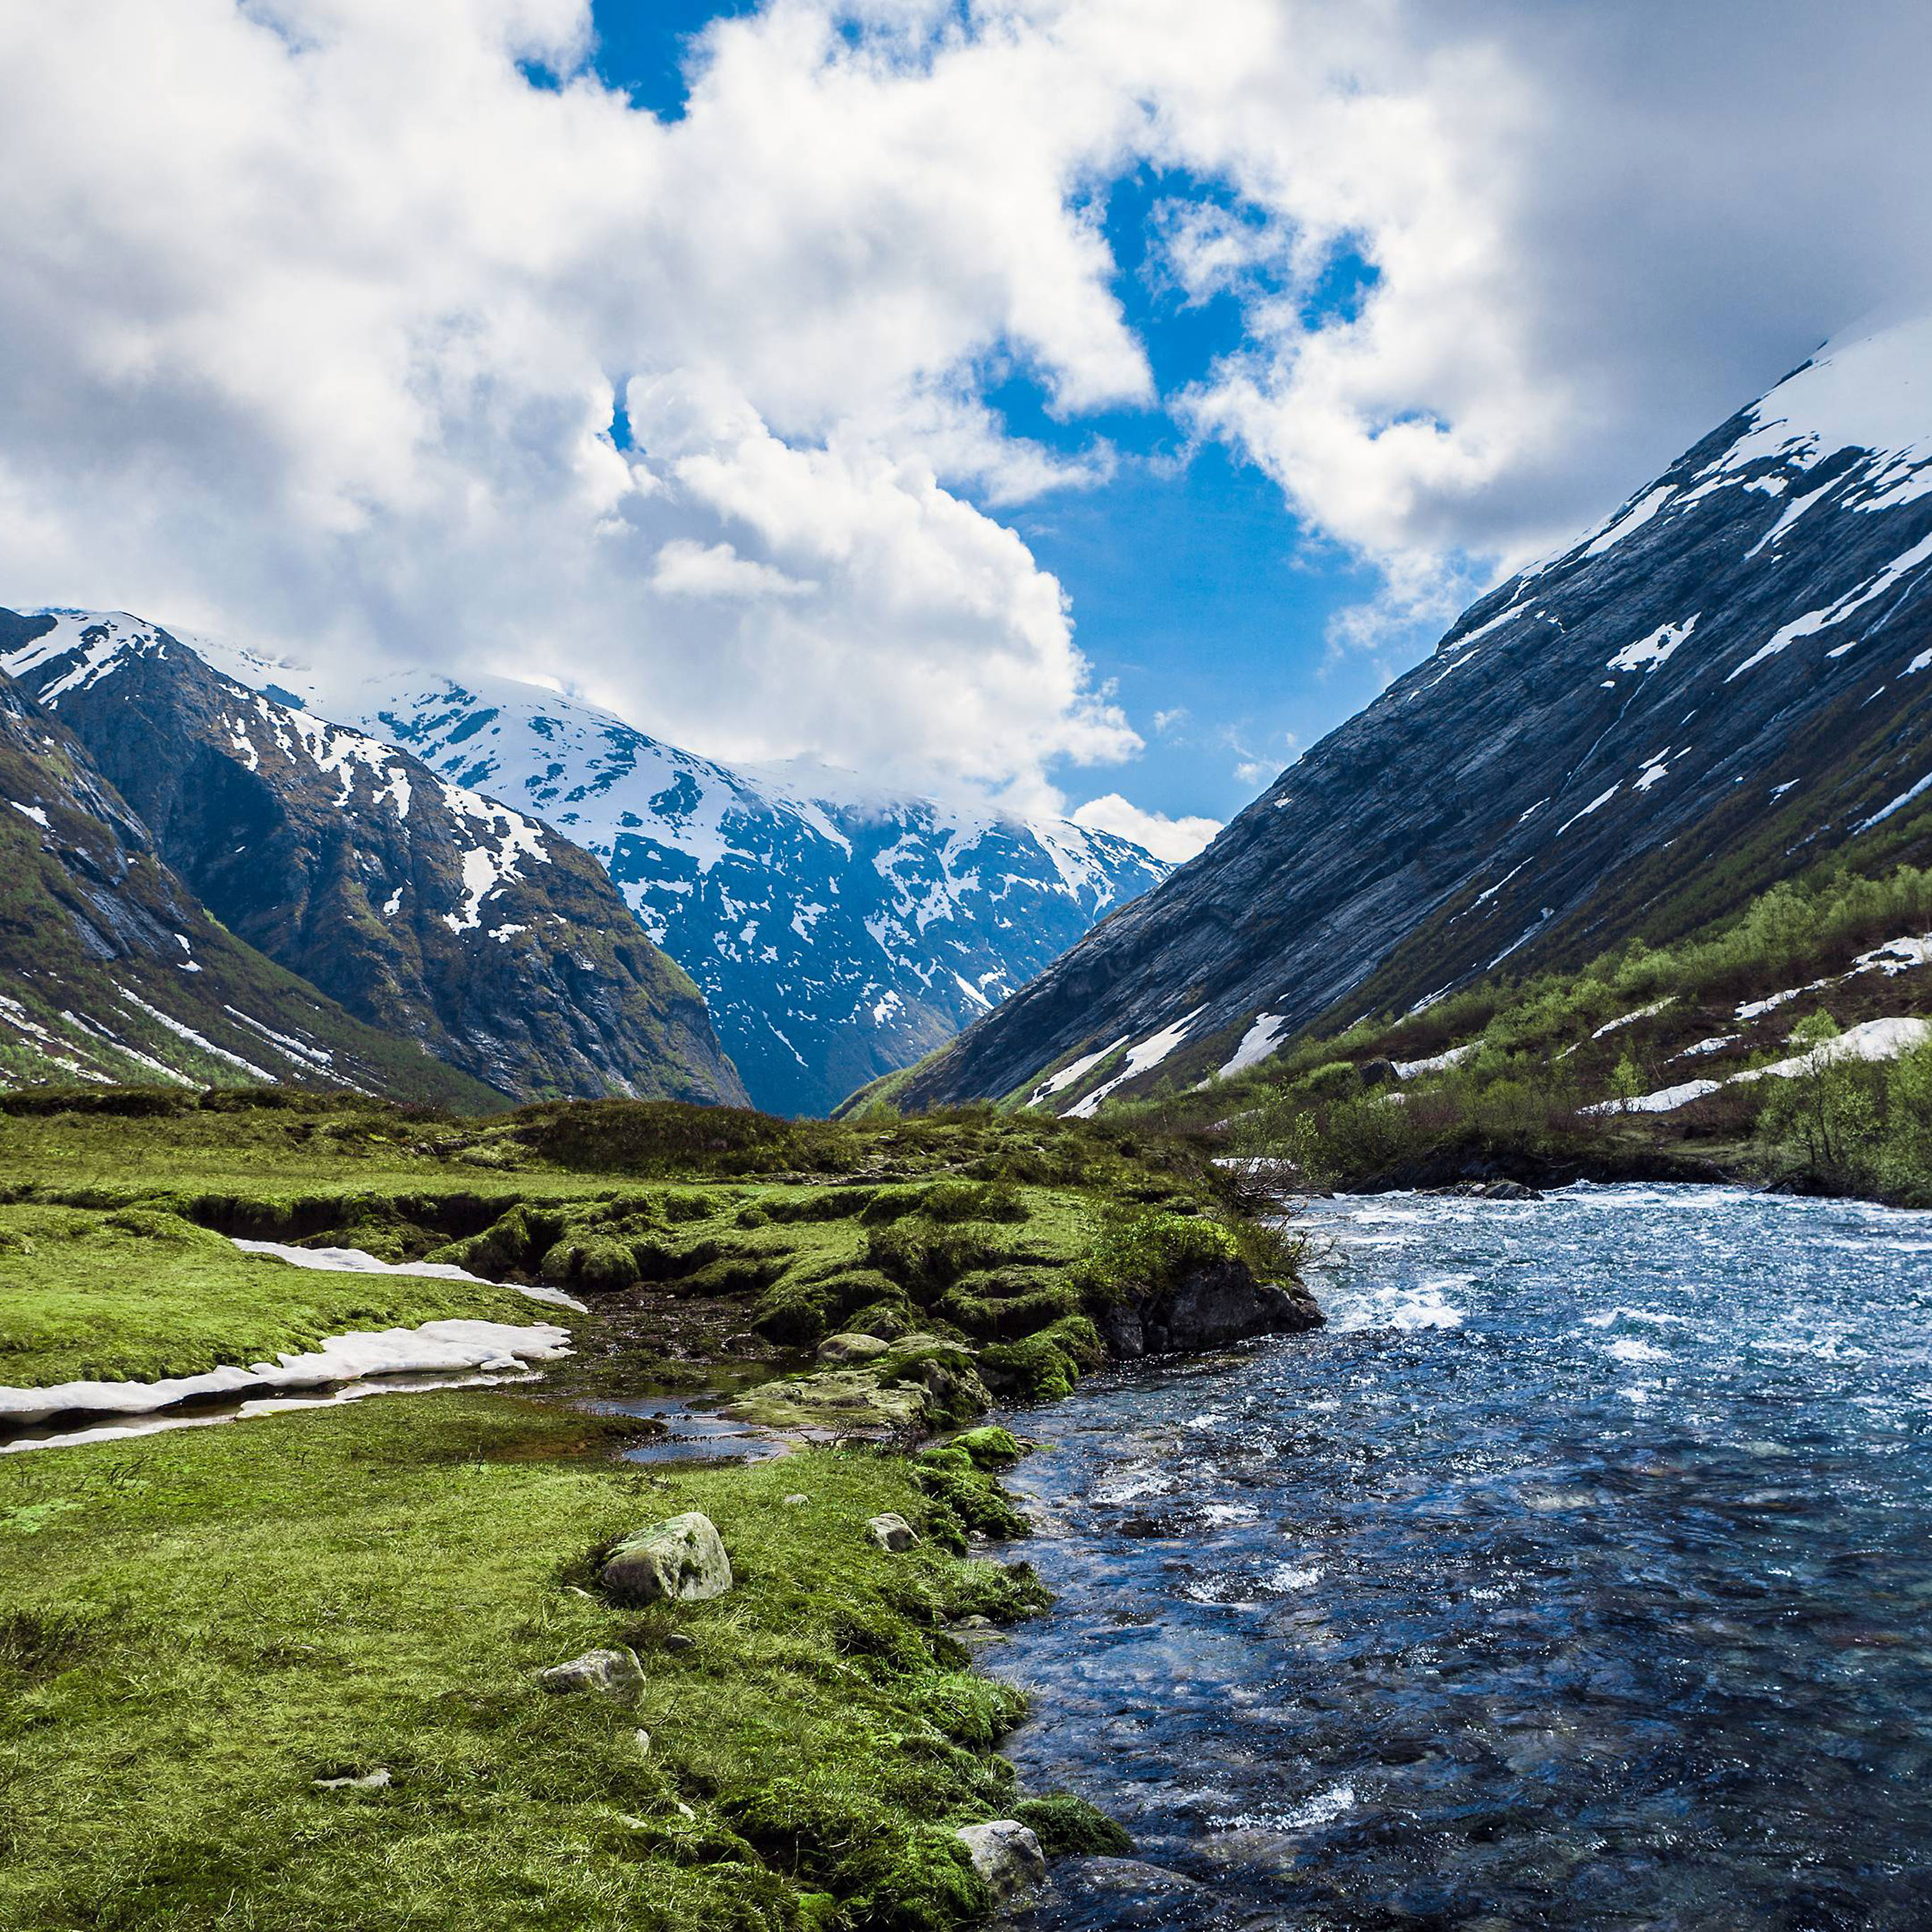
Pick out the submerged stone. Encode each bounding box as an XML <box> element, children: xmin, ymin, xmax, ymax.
<box><xmin>602</xmin><ymin>1511</ymin><xmax>733</xmax><ymax>1605</ymax></box>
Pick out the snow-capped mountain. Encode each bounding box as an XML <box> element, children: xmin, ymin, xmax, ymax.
<box><xmin>0</xmin><ymin>610</ymin><xmax>745</xmax><ymax>1106</ymax></box>
<box><xmin>180</xmin><ymin>644</ymin><xmax>1169</xmax><ymax>1116</ymax></box>
<box><xmin>0</xmin><ymin>661</ymin><xmax>502</xmax><ymax>1105</ymax></box>
<box><xmin>899</xmin><ymin>310</ymin><xmax>1932</xmax><ymax>1112</ymax></box>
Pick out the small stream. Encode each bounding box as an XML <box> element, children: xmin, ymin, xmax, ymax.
<box><xmin>990</xmin><ymin>1185</ymin><xmax>1932</xmax><ymax>1931</ymax></box>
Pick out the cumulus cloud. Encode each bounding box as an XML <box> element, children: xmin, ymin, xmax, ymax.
<box><xmin>0</xmin><ymin>0</ymin><xmax>1926</xmax><ymax>803</ymax></box>
<box><xmin>1072</xmin><ymin>793</ymin><xmax>1221</xmax><ymax>864</ymax></box>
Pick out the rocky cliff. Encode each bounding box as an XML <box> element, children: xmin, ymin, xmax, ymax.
<box><xmin>897</xmin><ymin>311</ymin><xmax>1932</xmax><ymax>1112</ymax></box>
<box><xmin>0</xmin><ymin>667</ymin><xmax>501</xmax><ymax>1104</ymax></box>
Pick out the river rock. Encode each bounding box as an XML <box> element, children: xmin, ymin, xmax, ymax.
<box><xmin>602</xmin><ymin>1513</ymin><xmax>733</xmax><ymax>1606</ymax></box>
<box><xmin>955</xmin><ymin>1820</ymin><xmax>1047</xmax><ymax>1907</ymax></box>
<box><xmin>537</xmin><ymin>1646</ymin><xmax>645</xmax><ymax>1704</ymax></box>
<box><xmin>1098</xmin><ymin>1260</ymin><xmax>1323</xmax><ymax>1358</ymax></box>
<box><xmin>866</xmin><ymin>1512</ymin><xmax>919</xmax><ymax>1552</ymax></box>
<box><xmin>817</xmin><ymin>1332</ymin><xmax>892</xmax><ymax>1365</ymax></box>
<box><xmin>1044</xmin><ymin>1858</ymin><xmax>1223</xmax><ymax>1928</ymax></box>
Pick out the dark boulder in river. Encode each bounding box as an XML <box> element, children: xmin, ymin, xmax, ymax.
<box><xmin>1099</xmin><ymin>1260</ymin><xmax>1322</xmax><ymax>1359</ymax></box>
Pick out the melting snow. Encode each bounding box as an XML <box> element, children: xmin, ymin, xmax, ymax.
<box><xmin>1066</xmin><ymin>1008</ymin><xmax>1207</xmax><ymax>1117</ymax></box>
<box><xmin>0</xmin><ymin>1317</ymin><xmax>572</xmax><ymax>1428</ymax></box>
<box><xmin>1608</xmin><ymin>615</ymin><xmax>1698</xmax><ymax>673</ymax></box>
<box><xmin>1219</xmin><ymin>1011</ymin><xmax>1288</xmax><ymax>1079</ymax></box>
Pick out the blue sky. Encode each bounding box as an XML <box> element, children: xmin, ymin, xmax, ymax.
<box><xmin>588</xmin><ymin>1</ymin><xmax>1425</xmax><ymax>827</ymax></box>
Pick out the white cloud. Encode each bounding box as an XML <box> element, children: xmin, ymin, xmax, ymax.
<box><xmin>651</xmin><ymin>540</ymin><xmax>815</xmax><ymax>600</ymax></box>
<box><xmin>1073</xmin><ymin>793</ymin><xmax>1221</xmax><ymax>863</ymax></box>
<box><xmin>0</xmin><ymin>0</ymin><xmax>1925</xmax><ymax>809</ymax></box>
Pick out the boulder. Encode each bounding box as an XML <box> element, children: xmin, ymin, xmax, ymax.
<box><xmin>538</xmin><ymin>1646</ymin><xmax>645</xmax><ymax>1704</ymax></box>
<box><xmin>955</xmin><ymin>1820</ymin><xmax>1047</xmax><ymax>1909</ymax></box>
<box><xmin>1100</xmin><ymin>1260</ymin><xmax>1323</xmax><ymax>1358</ymax></box>
<box><xmin>603</xmin><ymin>1512</ymin><xmax>733</xmax><ymax>1606</ymax></box>
<box><xmin>816</xmin><ymin>1332</ymin><xmax>892</xmax><ymax>1366</ymax></box>
<box><xmin>866</xmin><ymin>1512</ymin><xmax>919</xmax><ymax>1552</ymax></box>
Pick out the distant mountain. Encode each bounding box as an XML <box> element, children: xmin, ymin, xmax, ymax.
<box><xmin>896</xmin><ymin>310</ymin><xmax>1932</xmax><ymax>1112</ymax></box>
<box><xmin>185</xmin><ymin>646</ymin><xmax>1168</xmax><ymax>1116</ymax></box>
<box><xmin>0</xmin><ymin>611</ymin><xmax>745</xmax><ymax>1107</ymax></box>
<box><xmin>0</xmin><ymin>665</ymin><xmax>501</xmax><ymax>1105</ymax></box>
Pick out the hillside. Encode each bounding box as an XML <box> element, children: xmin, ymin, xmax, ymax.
<box><xmin>893</xmin><ymin>313</ymin><xmax>1932</xmax><ymax>1115</ymax></box>
<box><xmin>0</xmin><ymin>611</ymin><xmax>745</xmax><ymax>1107</ymax></box>
<box><xmin>184</xmin><ymin>646</ymin><xmax>1167</xmax><ymax>1117</ymax></box>
<box><xmin>0</xmin><ymin>669</ymin><xmax>501</xmax><ymax>1107</ymax></box>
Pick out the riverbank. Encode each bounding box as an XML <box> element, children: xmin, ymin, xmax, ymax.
<box><xmin>0</xmin><ymin>1088</ymin><xmax>1318</xmax><ymax>1931</ymax></box>
<box><xmin>984</xmin><ymin>1182</ymin><xmax>1932</xmax><ymax>1931</ymax></box>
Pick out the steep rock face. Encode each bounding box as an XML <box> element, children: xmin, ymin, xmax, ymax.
<box><xmin>902</xmin><ymin>312</ymin><xmax>1932</xmax><ymax>1110</ymax></box>
<box><xmin>0</xmin><ymin>612</ymin><xmax>745</xmax><ymax>1106</ymax></box>
<box><xmin>0</xmin><ymin>663</ymin><xmax>499</xmax><ymax>1105</ymax></box>
<box><xmin>180</xmin><ymin>648</ymin><xmax>1167</xmax><ymax>1116</ymax></box>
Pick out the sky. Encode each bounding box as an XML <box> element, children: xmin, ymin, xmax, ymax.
<box><xmin>1</xmin><ymin>2</ymin><xmax>1929</xmax><ymax>860</ymax></box>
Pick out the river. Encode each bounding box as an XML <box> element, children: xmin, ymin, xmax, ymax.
<box><xmin>991</xmin><ymin>1184</ymin><xmax>1932</xmax><ymax>1931</ymax></box>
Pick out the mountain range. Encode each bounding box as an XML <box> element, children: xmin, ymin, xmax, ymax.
<box><xmin>0</xmin><ymin>608</ymin><xmax>1164</xmax><ymax>1113</ymax></box>
<box><xmin>180</xmin><ymin>643</ymin><xmax>1167</xmax><ymax>1117</ymax></box>
<box><xmin>0</xmin><ymin>610</ymin><xmax>744</xmax><ymax>1106</ymax></box>
<box><xmin>891</xmin><ymin>310</ymin><xmax>1932</xmax><ymax>1113</ymax></box>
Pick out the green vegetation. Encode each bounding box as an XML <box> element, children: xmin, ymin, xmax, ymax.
<box><xmin>1139</xmin><ymin>861</ymin><xmax>1932</xmax><ymax>1205</ymax></box>
<box><xmin>0</xmin><ymin>1204</ymin><xmax>541</xmax><ymax>1387</ymax></box>
<box><xmin>0</xmin><ymin>1395</ymin><xmax>1049</xmax><ymax>1932</ymax></box>
<box><xmin>0</xmin><ymin>1088</ymin><xmax>1294</xmax><ymax>1929</ymax></box>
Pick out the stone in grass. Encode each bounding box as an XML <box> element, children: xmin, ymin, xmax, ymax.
<box><xmin>313</xmin><ymin>1767</ymin><xmax>392</xmax><ymax>1792</ymax></box>
<box><xmin>955</xmin><ymin>1820</ymin><xmax>1047</xmax><ymax>1909</ymax></box>
<box><xmin>602</xmin><ymin>1511</ymin><xmax>733</xmax><ymax>1606</ymax></box>
<box><xmin>781</xmin><ymin>1493</ymin><xmax>811</xmax><ymax>1507</ymax></box>
<box><xmin>866</xmin><ymin>1512</ymin><xmax>919</xmax><ymax>1552</ymax></box>
<box><xmin>539</xmin><ymin>1646</ymin><xmax>646</xmax><ymax>1705</ymax></box>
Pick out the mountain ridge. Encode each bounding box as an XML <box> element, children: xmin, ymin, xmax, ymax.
<box><xmin>177</xmin><ymin>644</ymin><xmax>1169</xmax><ymax>1115</ymax></box>
<box><xmin>0</xmin><ymin>610</ymin><xmax>746</xmax><ymax>1107</ymax></box>
<box><xmin>892</xmin><ymin>311</ymin><xmax>1932</xmax><ymax>1114</ymax></box>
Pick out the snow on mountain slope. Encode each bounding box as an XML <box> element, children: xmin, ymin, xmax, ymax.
<box><xmin>0</xmin><ymin>611</ymin><xmax>745</xmax><ymax>1106</ymax></box>
<box><xmin>897</xmin><ymin>312</ymin><xmax>1932</xmax><ymax>1114</ymax></box>
<box><xmin>0</xmin><ymin>655</ymin><xmax>501</xmax><ymax>1107</ymax></box>
<box><xmin>187</xmin><ymin>643</ymin><xmax>1168</xmax><ymax>1116</ymax></box>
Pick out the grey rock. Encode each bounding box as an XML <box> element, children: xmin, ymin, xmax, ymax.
<box><xmin>312</xmin><ymin>1767</ymin><xmax>392</xmax><ymax>1791</ymax></box>
<box><xmin>602</xmin><ymin>1512</ymin><xmax>733</xmax><ymax>1606</ymax></box>
<box><xmin>538</xmin><ymin>1646</ymin><xmax>644</xmax><ymax>1704</ymax></box>
<box><xmin>866</xmin><ymin>1512</ymin><xmax>919</xmax><ymax>1552</ymax></box>
<box><xmin>954</xmin><ymin>1820</ymin><xmax>1047</xmax><ymax>1909</ymax></box>
<box><xmin>1100</xmin><ymin>1260</ymin><xmax>1323</xmax><ymax>1359</ymax></box>
<box><xmin>781</xmin><ymin>1492</ymin><xmax>812</xmax><ymax>1507</ymax></box>
<box><xmin>816</xmin><ymin>1332</ymin><xmax>892</xmax><ymax>1365</ymax></box>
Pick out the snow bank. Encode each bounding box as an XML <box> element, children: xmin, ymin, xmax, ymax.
<box><xmin>0</xmin><ymin>1320</ymin><xmax>573</xmax><ymax>1428</ymax></box>
<box><xmin>1585</xmin><ymin>1016</ymin><xmax>1931</xmax><ymax>1115</ymax></box>
<box><xmin>231</xmin><ymin>1238</ymin><xmax>587</xmax><ymax>1311</ymax></box>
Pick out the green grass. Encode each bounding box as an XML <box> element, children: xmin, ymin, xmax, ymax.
<box><xmin>0</xmin><ymin>1395</ymin><xmax>1049</xmax><ymax>1932</ymax></box>
<box><xmin>0</xmin><ymin>1090</ymin><xmax>1305</xmax><ymax>1928</ymax></box>
<box><xmin>0</xmin><ymin>1203</ymin><xmax>547</xmax><ymax>1389</ymax></box>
